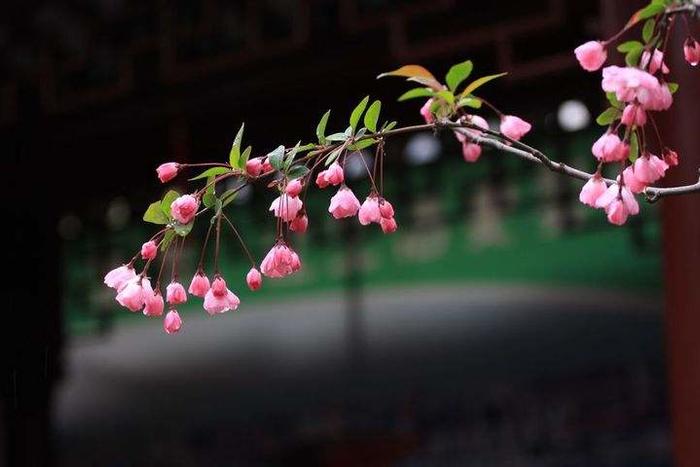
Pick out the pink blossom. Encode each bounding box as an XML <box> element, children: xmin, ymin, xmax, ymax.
<box><xmin>358</xmin><ymin>196</ymin><xmax>382</xmax><ymax>225</ymax></box>
<box><xmin>260</xmin><ymin>243</ymin><xmax>302</xmax><ymax>278</ymax></box>
<box><xmin>166</xmin><ymin>281</ymin><xmax>188</xmax><ymax>305</ymax></box>
<box><xmin>262</xmin><ymin>158</ymin><xmax>274</xmax><ymax>173</ymax></box>
<box><xmin>170</xmin><ymin>194</ymin><xmax>199</xmax><ymax>224</ymax></box>
<box><xmin>379</xmin><ymin>199</ymin><xmax>394</xmax><ymax>219</ymax></box>
<box><xmin>602</xmin><ymin>66</ymin><xmax>672</xmax><ymax>111</ymax></box>
<box><xmin>633</xmin><ymin>154</ymin><xmax>668</xmax><ymax>184</ymax></box>
<box><xmin>462</xmin><ymin>143</ymin><xmax>482</xmax><ymax>162</ymax></box>
<box><xmin>163</xmin><ymin>310</ymin><xmax>182</xmax><ymax>334</ymax></box>
<box><xmin>143</xmin><ymin>281</ymin><xmax>164</xmax><ymax>317</ymax></box>
<box><xmin>329</xmin><ymin>186</ymin><xmax>361</xmax><ymax>219</ymax></box>
<box><xmin>104</xmin><ymin>264</ymin><xmax>136</xmax><ymax>291</ymax></box>
<box><xmin>116</xmin><ymin>277</ymin><xmax>145</xmax><ymax>312</ymax></box>
<box><xmin>641</xmin><ymin>49</ymin><xmax>669</xmax><ymax>74</ymax></box>
<box><xmin>578</xmin><ymin>176</ymin><xmax>608</xmax><ymax>207</ymax></box>
<box><xmin>595</xmin><ymin>184</ymin><xmax>639</xmax><ymax>226</ymax></box>
<box><xmin>574</xmin><ymin>41</ymin><xmax>607</xmax><ymax>71</ymax></box>
<box><xmin>246</xmin><ymin>267</ymin><xmax>262</xmax><ymax>291</ymax></box>
<box><xmin>188</xmin><ymin>272</ymin><xmax>210</xmax><ymax>297</ymax></box>
<box><xmin>285</xmin><ymin>179</ymin><xmax>303</xmax><ymax>197</ymax></box>
<box><xmin>622</xmin><ymin>166</ymin><xmax>647</xmax><ymax>194</ymax></box>
<box><xmin>663</xmin><ymin>148</ymin><xmax>679</xmax><ymax>167</ymax></box>
<box><xmin>380</xmin><ymin>217</ymin><xmax>398</xmax><ymax>234</ymax></box>
<box><xmin>592</xmin><ymin>133</ymin><xmax>629</xmax><ymax>162</ymax></box>
<box><xmin>290</xmin><ymin>213</ymin><xmax>308</xmax><ymax>233</ymax></box>
<box><xmin>269</xmin><ymin>194</ymin><xmax>304</xmax><ymax>222</ymax></box>
<box><xmin>684</xmin><ymin>37</ymin><xmax>700</xmax><ymax>66</ymax></box>
<box><xmin>420</xmin><ymin>99</ymin><xmax>434</xmax><ymax>123</ymax></box>
<box><xmin>203</xmin><ymin>276</ymin><xmax>240</xmax><ymax>315</ymax></box>
<box><xmin>156</xmin><ymin>163</ymin><xmax>180</xmax><ymax>183</ymax></box>
<box><xmin>246</xmin><ymin>157</ymin><xmax>264</xmax><ymax>177</ymax></box>
<box><xmin>141</xmin><ymin>241</ymin><xmax>157</xmax><ymax>260</ymax></box>
<box><xmin>316</xmin><ymin>171</ymin><xmax>329</xmax><ymax>188</ymax></box>
<box><xmin>621</xmin><ymin>104</ymin><xmax>646</xmax><ymax>127</ymax></box>
<box><xmin>325</xmin><ymin>162</ymin><xmax>345</xmax><ymax>186</ymax></box>
<box><xmin>499</xmin><ymin>115</ymin><xmax>531</xmax><ymax>141</ymax></box>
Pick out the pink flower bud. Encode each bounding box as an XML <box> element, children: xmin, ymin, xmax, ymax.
<box><xmin>358</xmin><ymin>196</ymin><xmax>382</xmax><ymax>225</ymax></box>
<box><xmin>262</xmin><ymin>158</ymin><xmax>274</xmax><ymax>173</ymax></box>
<box><xmin>325</xmin><ymin>162</ymin><xmax>345</xmax><ymax>186</ymax></box>
<box><xmin>595</xmin><ymin>183</ymin><xmax>639</xmax><ymax>226</ymax></box>
<box><xmin>461</xmin><ymin>142</ymin><xmax>482</xmax><ymax>162</ymax></box>
<box><xmin>578</xmin><ymin>176</ymin><xmax>608</xmax><ymax>207</ymax></box>
<box><xmin>641</xmin><ymin>49</ymin><xmax>669</xmax><ymax>74</ymax></box>
<box><xmin>246</xmin><ymin>157</ymin><xmax>264</xmax><ymax>177</ymax></box>
<box><xmin>290</xmin><ymin>213</ymin><xmax>308</xmax><ymax>233</ymax></box>
<box><xmin>622</xmin><ymin>166</ymin><xmax>646</xmax><ymax>194</ymax></box>
<box><xmin>329</xmin><ymin>187</ymin><xmax>361</xmax><ymax>219</ymax></box>
<box><xmin>499</xmin><ymin>115</ymin><xmax>532</xmax><ymax>141</ymax></box>
<box><xmin>116</xmin><ymin>277</ymin><xmax>145</xmax><ymax>311</ymax></box>
<box><xmin>141</xmin><ymin>240</ymin><xmax>157</xmax><ymax>260</ymax></box>
<box><xmin>633</xmin><ymin>154</ymin><xmax>668</xmax><ymax>184</ymax></box>
<box><xmin>574</xmin><ymin>41</ymin><xmax>607</xmax><ymax>71</ymax></box>
<box><xmin>170</xmin><ymin>194</ymin><xmax>199</xmax><ymax>224</ymax></box>
<box><xmin>163</xmin><ymin>310</ymin><xmax>182</xmax><ymax>334</ymax></box>
<box><xmin>592</xmin><ymin>133</ymin><xmax>629</xmax><ymax>163</ymax></box>
<box><xmin>269</xmin><ymin>194</ymin><xmax>304</xmax><ymax>222</ymax></box>
<box><xmin>684</xmin><ymin>37</ymin><xmax>700</xmax><ymax>66</ymax></box>
<box><xmin>166</xmin><ymin>281</ymin><xmax>188</xmax><ymax>305</ymax></box>
<box><xmin>260</xmin><ymin>243</ymin><xmax>302</xmax><ymax>278</ymax></box>
<box><xmin>285</xmin><ymin>179</ymin><xmax>303</xmax><ymax>197</ymax></box>
<box><xmin>316</xmin><ymin>171</ymin><xmax>329</xmax><ymax>188</ymax></box>
<box><xmin>104</xmin><ymin>264</ymin><xmax>136</xmax><ymax>291</ymax></box>
<box><xmin>156</xmin><ymin>163</ymin><xmax>180</xmax><ymax>183</ymax></box>
<box><xmin>188</xmin><ymin>272</ymin><xmax>210</xmax><ymax>297</ymax></box>
<box><xmin>621</xmin><ymin>104</ymin><xmax>646</xmax><ymax>127</ymax></box>
<box><xmin>203</xmin><ymin>276</ymin><xmax>240</xmax><ymax>315</ymax></box>
<box><xmin>380</xmin><ymin>217</ymin><xmax>398</xmax><ymax>234</ymax></box>
<box><xmin>420</xmin><ymin>99</ymin><xmax>435</xmax><ymax>123</ymax></box>
<box><xmin>663</xmin><ymin>148</ymin><xmax>679</xmax><ymax>167</ymax></box>
<box><xmin>246</xmin><ymin>268</ymin><xmax>262</xmax><ymax>291</ymax></box>
<box><xmin>143</xmin><ymin>281</ymin><xmax>164</xmax><ymax>317</ymax></box>
<box><xmin>379</xmin><ymin>199</ymin><xmax>394</xmax><ymax>219</ymax></box>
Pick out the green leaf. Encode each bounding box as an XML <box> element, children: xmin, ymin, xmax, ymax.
<box><xmin>445</xmin><ymin>60</ymin><xmax>473</xmax><ymax>91</ymax></box>
<box><xmin>326</xmin><ymin>132</ymin><xmax>348</xmax><ymax>142</ymax></box>
<box><xmin>202</xmin><ymin>176</ymin><xmax>217</xmax><ymax>209</ymax></box>
<box><xmin>160</xmin><ymin>230</ymin><xmax>175</xmax><ymax>252</ymax></box>
<box><xmin>189</xmin><ymin>166</ymin><xmax>230</xmax><ymax>181</ymax></box>
<box><xmin>636</xmin><ymin>1</ymin><xmax>665</xmax><ymax>21</ymax></box>
<box><xmin>377</xmin><ymin>64</ymin><xmax>436</xmax><ymax>80</ymax></box>
<box><xmin>229</xmin><ymin>123</ymin><xmax>245</xmax><ymax>168</ymax></box>
<box><xmin>629</xmin><ymin>131</ymin><xmax>639</xmax><ymax>162</ymax></box>
<box><xmin>625</xmin><ymin>47</ymin><xmax>643</xmax><ymax>66</ymax></box>
<box><xmin>606</xmin><ymin>92</ymin><xmax>621</xmax><ymax>108</ymax></box>
<box><xmin>457</xmin><ymin>97</ymin><xmax>482</xmax><ymax>109</ymax></box>
<box><xmin>435</xmin><ymin>90</ymin><xmax>455</xmax><ymax>105</ymax></box>
<box><xmin>398</xmin><ymin>88</ymin><xmax>434</xmax><ymax>101</ymax></box>
<box><xmin>349</xmin><ymin>96</ymin><xmax>369</xmax><ymax>132</ymax></box>
<box><xmin>220</xmin><ymin>188</ymin><xmax>238</xmax><ymax>207</ymax></box>
<box><xmin>241</xmin><ymin>146</ymin><xmax>252</xmax><ymax>167</ymax></box>
<box><xmin>325</xmin><ymin>146</ymin><xmax>345</xmax><ymax>166</ymax></box>
<box><xmin>267</xmin><ymin>145</ymin><xmax>285</xmax><ymax>170</ymax></box>
<box><xmin>382</xmin><ymin>121</ymin><xmax>398</xmax><ymax>132</ymax></box>
<box><xmin>287</xmin><ymin>165</ymin><xmax>310</xmax><ymax>179</ymax></box>
<box><xmin>667</xmin><ymin>82</ymin><xmax>679</xmax><ymax>94</ymax></box>
<box><xmin>161</xmin><ymin>190</ymin><xmax>180</xmax><ymax>216</ymax></box>
<box><xmin>143</xmin><ymin>201</ymin><xmax>169</xmax><ymax>225</ymax></box>
<box><xmin>173</xmin><ymin>221</ymin><xmax>194</xmax><ymax>237</ymax></box>
<box><xmin>348</xmin><ymin>138</ymin><xmax>376</xmax><ymax>151</ymax></box>
<box><xmin>316</xmin><ymin>110</ymin><xmax>331</xmax><ymax>144</ymax></box>
<box><xmin>284</xmin><ymin>141</ymin><xmax>301</xmax><ymax>170</ymax></box>
<box><xmin>596</xmin><ymin>107</ymin><xmax>620</xmax><ymax>126</ymax></box>
<box><xmin>460</xmin><ymin>72</ymin><xmax>508</xmax><ymax>98</ymax></box>
<box><xmin>617</xmin><ymin>40</ymin><xmax>643</xmax><ymax>53</ymax></box>
<box><xmin>364</xmin><ymin>100</ymin><xmax>381</xmax><ymax>132</ymax></box>
<box><xmin>642</xmin><ymin>19</ymin><xmax>655</xmax><ymax>43</ymax></box>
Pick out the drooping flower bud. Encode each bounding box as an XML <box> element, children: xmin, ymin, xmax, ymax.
<box><xmin>188</xmin><ymin>272</ymin><xmax>210</xmax><ymax>297</ymax></box>
<box><xmin>578</xmin><ymin>176</ymin><xmax>608</xmax><ymax>207</ymax></box>
<box><xmin>163</xmin><ymin>310</ymin><xmax>182</xmax><ymax>334</ymax></box>
<box><xmin>285</xmin><ymin>179</ymin><xmax>303</xmax><ymax>197</ymax></box>
<box><xmin>141</xmin><ymin>240</ymin><xmax>158</xmax><ymax>261</ymax></box>
<box><xmin>574</xmin><ymin>41</ymin><xmax>607</xmax><ymax>71</ymax></box>
<box><xmin>104</xmin><ymin>265</ymin><xmax>136</xmax><ymax>291</ymax></box>
<box><xmin>166</xmin><ymin>281</ymin><xmax>188</xmax><ymax>305</ymax></box>
<box><xmin>246</xmin><ymin>268</ymin><xmax>262</xmax><ymax>291</ymax></box>
<box><xmin>170</xmin><ymin>194</ymin><xmax>199</xmax><ymax>224</ymax></box>
<box><xmin>156</xmin><ymin>163</ymin><xmax>180</xmax><ymax>183</ymax></box>
<box><xmin>499</xmin><ymin>115</ymin><xmax>532</xmax><ymax>141</ymax></box>
<box><xmin>203</xmin><ymin>276</ymin><xmax>240</xmax><ymax>315</ymax></box>
<box><xmin>329</xmin><ymin>186</ymin><xmax>361</xmax><ymax>219</ymax></box>
<box><xmin>269</xmin><ymin>194</ymin><xmax>304</xmax><ymax>223</ymax></box>
<box><xmin>683</xmin><ymin>37</ymin><xmax>700</xmax><ymax>67</ymax></box>
<box><xmin>592</xmin><ymin>133</ymin><xmax>629</xmax><ymax>162</ymax></box>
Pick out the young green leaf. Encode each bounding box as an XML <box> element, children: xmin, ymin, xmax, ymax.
<box><xmin>596</xmin><ymin>107</ymin><xmax>620</xmax><ymax>126</ymax></box>
<box><xmin>287</xmin><ymin>165</ymin><xmax>310</xmax><ymax>179</ymax></box>
<box><xmin>445</xmin><ymin>60</ymin><xmax>473</xmax><ymax>92</ymax></box>
<box><xmin>161</xmin><ymin>190</ymin><xmax>180</xmax><ymax>216</ymax></box>
<box><xmin>229</xmin><ymin>123</ymin><xmax>245</xmax><ymax>168</ymax></box>
<box><xmin>625</xmin><ymin>47</ymin><xmax>643</xmax><ymax>66</ymax></box>
<box><xmin>220</xmin><ymin>188</ymin><xmax>238</xmax><ymax>208</ymax></box>
<box><xmin>460</xmin><ymin>72</ymin><xmax>508</xmax><ymax>98</ymax></box>
<box><xmin>325</xmin><ymin>145</ymin><xmax>345</xmax><ymax>166</ymax></box>
<box><xmin>325</xmin><ymin>133</ymin><xmax>348</xmax><ymax>142</ymax></box>
<box><xmin>617</xmin><ymin>40</ymin><xmax>643</xmax><ymax>53</ymax></box>
<box><xmin>364</xmin><ymin>100</ymin><xmax>381</xmax><ymax>132</ymax></box>
<box><xmin>173</xmin><ymin>221</ymin><xmax>194</xmax><ymax>237</ymax></box>
<box><xmin>629</xmin><ymin>131</ymin><xmax>639</xmax><ymax>162</ymax></box>
<box><xmin>381</xmin><ymin>121</ymin><xmax>398</xmax><ymax>132</ymax></box>
<box><xmin>667</xmin><ymin>82</ymin><xmax>679</xmax><ymax>94</ymax></box>
<box><xmin>349</xmin><ymin>96</ymin><xmax>369</xmax><ymax>133</ymax></box>
<box><xmin>348</xmin><ymin>138</ymin><xmax>376</xmax><ymax>151</ymax></box>
<box><xmin>457</xmin><ymin>97</ymin><xmax>482</xmax><ymax>109</ymax></box>
<box><xmin>284</xmin><ymin>141</ymin><xmax>301</xmax><ymax>170</ymax></box>
<box><xmin>143</xmin><ymin>201</ymin><xmax>169</xmax><ymax>225</ymax></box>
<box><xmin>606</xmin><ymin>92</ymin><xmax>621</xmax><ymax>108</ymax></box>
<box><xmin>377</xmin><ymin>64</ymin><xmax>436</xmax><ymax>80</ymax></box>
<box><xmin>398</xmin><ymin>88</ymin><xmax>434</xmax><ymax>101</ymax></box>
<box><xmin>642</xmin><ymin>19</ymin><xmax>655</xmax><ymax>43</ymax></box>
<box><xmin>635</xmin><ymin>1</ymin><xmax>665</xmax><ymax>21</ymax></box>
<box><xmin>189</xmin><ymin>166</ymin><xmax>230</xmax><ymax>181</ymax></box>
<box><xmin>267</xmin><ymin>145</ymin><xmax>285</xmax><ymax>170</ymax></box>
<box><xmin>316</xmin><ymin>110</ymin><xmax>331</xmax><ymax>144</ymax></box>
<box><xmin>202</xmin><ymin>176</ymin><xmax>217</xmax><ymax>209</ymax></box>
<box><xmin>241</xmin><ymin>146</ymin><xmax>252</xmax><ymax>167</ymax></box>
<box><xmin>435</xmin><ymin>90</ymin><xmax>455</xmax><ymax>105</ymax></box>
<box><xmin>160</xmin><ymin>230</ymin><xmax>176</xmax><ymax>252</ymax></box>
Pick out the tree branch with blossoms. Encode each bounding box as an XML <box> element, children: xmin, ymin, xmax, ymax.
<box><xmin>103</xmin><ymin>0</ymin><xmax>700</xmax><ymax>334</ymax></box>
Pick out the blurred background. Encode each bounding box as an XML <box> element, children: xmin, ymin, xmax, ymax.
<box><xmin>4</xmin><ymin>0</ymin><xmax>700</xmax><ymax>466</ymax></box>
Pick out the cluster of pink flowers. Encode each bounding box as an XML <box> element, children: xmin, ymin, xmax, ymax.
<box><xmin>572</xmin><ymin>18</ymin><xmax>695</xmax><ymax>225</ymax></box>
